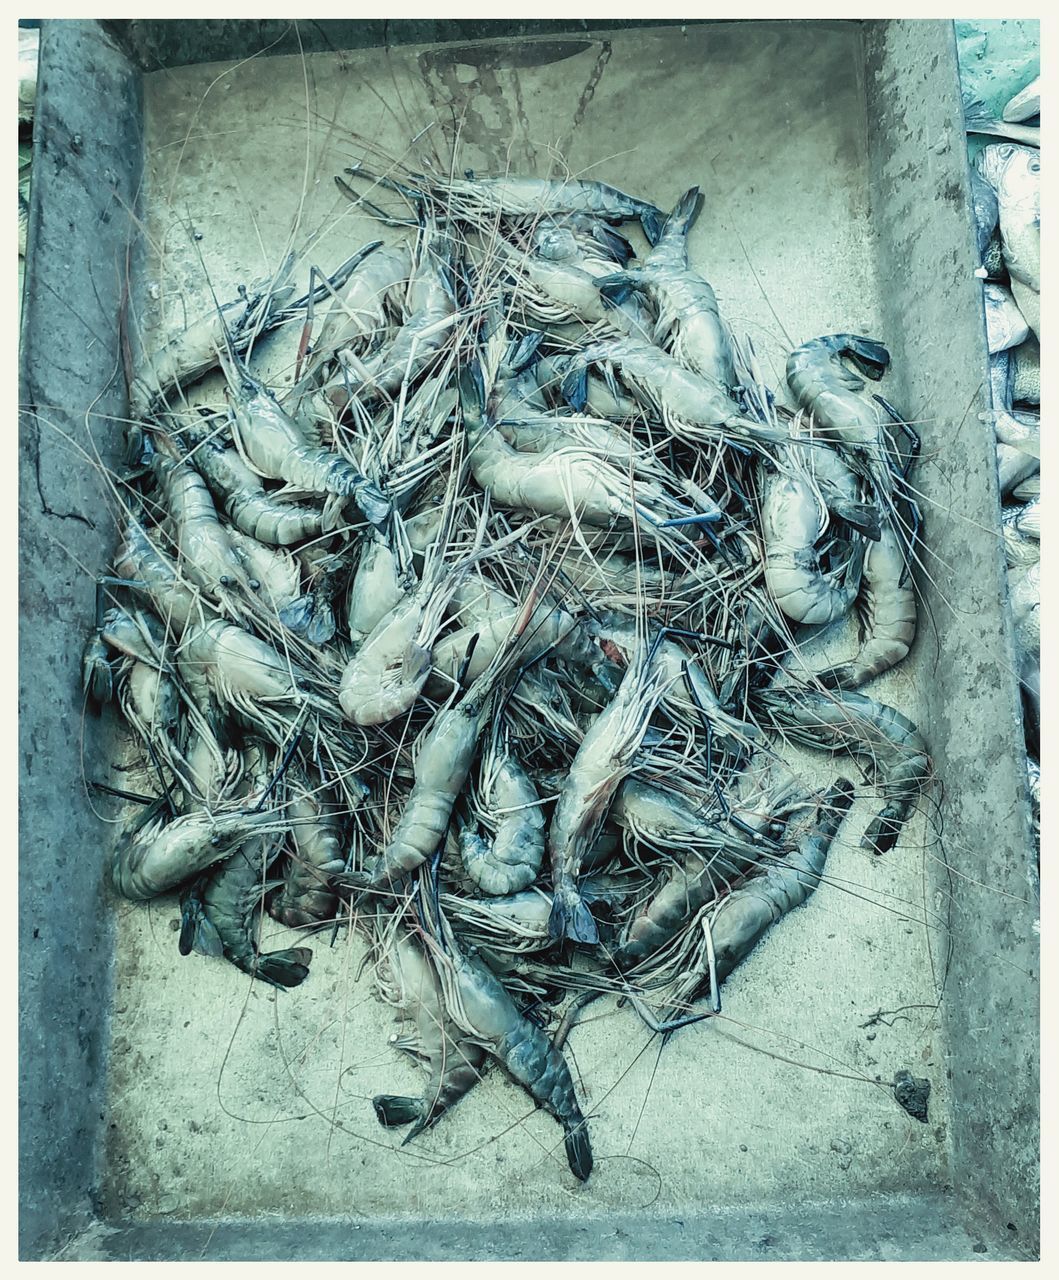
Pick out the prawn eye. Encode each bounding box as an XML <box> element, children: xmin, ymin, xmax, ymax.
<box><xmin>248</xmin><ymin>578</ymin><xmax>261</xmax><ymax>591</ymax></box>
<box><xmin>218</xmin><ymin>575</ymin><xmax>232</xmax><ymax>587</ymax></box>
<box><xmin>210</xmin><ymin>834</ymin><xmax>223</xmax><ymax>848</ymax></box>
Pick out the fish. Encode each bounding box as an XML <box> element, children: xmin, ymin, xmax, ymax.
<box><xmin>983</xmin><ymin>283</ymin><xmax>1030</xmax><ymax>353</ymax></box>
<box><xmin>983</xmin><ymin>229</ymin><xmax>1006</xmax><ymax>282</ymax></box>
<box><xmin>1002</xmin><ymin>75</ymin><xmax>1040</xmax><ymax>123</ymax></box>
<box><xmin>968</xmin><ymin>168</ymin><xmax>999</xmax><ymax>261</ymax></box>
<box><xmin>976</xmin><ymin>144</ymin><xmax>1040</xmax><ymax>294</ymax></box>
<box><xmin>1010</xmin><ymin>336</ymin><xmax>1040</xmax><ymax>406</ymax></box>
<box><xmin>963</xmin><ymin>93</ymin><xmax>1039</xmax><ymax>148</ymax></box>
<box><xmin>1009</xmin><ymin>278</ymin><xmax>1040</xmax><ymax>343</ymax></box>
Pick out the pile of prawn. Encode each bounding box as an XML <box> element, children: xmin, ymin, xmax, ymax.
<box><xmin>84</xmin><ymin>154</ymin><xmax>934</xmax><ymax>1184</ymax></box>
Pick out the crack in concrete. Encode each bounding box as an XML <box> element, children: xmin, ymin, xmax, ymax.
<box><xmin>28</xmin><ymin>410</ymin><xmax>95</xmax><ymax>528</ymax></box>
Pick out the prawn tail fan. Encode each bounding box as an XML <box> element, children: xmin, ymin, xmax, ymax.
<box><xmin>279</xmin><ymin>593</ymin><xmax>316</xmax><ymax>635</ymax></box>
<box><xmin>862</xmin><ymin>812</ymin><xmax>902</xmax><ymax>857</ymax></box>
<box><xmin>178</xmin><ymin>893</ymin><xmax>224</xmax><ymax>958</ymax></box>
<box><xmin>560</xmin><ymin>364</ymin><xmax>590</xmax><ymax>413</ymax></box>
<box><xmin>814</xmin><ymin>661</ymin><xmax>857</xmax><ymax>692</ymax></box>
<box><xmin>841</xmin><ymin>335</ymin><xmax>890</xmax><ymax>380</ymax></box>
<box><xmin>303</xmin><ymin>603</ymin><xmax>338</xmax><ymax>648</ymax></box>
<box><xmin>639</xmin><ymin>206</ymin><xmax>667</xmax><ymax>246</ymax></box>
<box><xmin>592</xmin><ymin>222</ymin><xmax>635</xmax><ymax>265</ymax></box>
<box><xmin>373</xmin><ymin>1094</ymin><xmax>423</xmax><ymax>1127</ymax></box>
<box><xmin>564</xmin><ymin>1118</ymin><xmax>594</xmax><ymax>1182</ymax></box>
<box><xmin>506</xmin><ymin>329</ymin><xmax>544</xmax><ymax>373</ymax></box>
<box><xmin>595</xmin><ymin>271</ymin><xmax>638</xmax><ymax>307</ymax></box>
<box><xmin>825</xmin><ymin>496</ymin><xmax>883</xmax><ymax>541</ymax></box>
<box><xmin>548</xmin><ymin>884</ymin><xmax>599</xmax><ymax>945</ymax></box>
<box><xmin>255</xmin><ymin>946</ymin><xmax>313</xmax><ymax>988</ymax></box>
<box><xmin>352</xmin><ymin>478</ymin><xmax>392</xmax><ymax>528</ymax></box>
<box><xmin>663</xmin><ymin>185</ymin><xmax>704</xmax><ymax>238</ymax></box>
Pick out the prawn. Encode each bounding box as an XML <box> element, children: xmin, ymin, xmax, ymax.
<box><xmin>561</xmin><ymin>336</ymin><xmax>787</xmax><ymax>450</ymax></box>
<box><xmin>306</xmin><ymin>241</ymin><xmax>409</xmax><ymax>366</ymax></box>
<box><xmin>128</xmin><ymin>253</ymin><xmax>298</xmax><ymax>416</ymax></box>
<box><xmin>180</xmin><ymin>846</ymin><xmax>313</xmax><ymax>988</ymax></box>
<box><xmin>344</xmin><ymin>162</ymin><xmax>665</xmax><ymax>244</ymax></box>
<box><xmin>371</xmin><ymin>922</ymin><xmax>487</xmax><ymax>1142</ymax></box>
<box><xmin>338</xmin><ymin>512</ymin><xmax>526</xmax><ymax>727</ymax></box>
<box><xmin>596</xmin><ymin>186</ymin><xmax>737</xmax><ymax>391</ymax></box>
<box><xmin>349</xmin><ymin>589</ymin><xmax>538</xmax><ymax>896</ymax></box>
<box><xmin>111</xmin><ymin>799</ymin><xmax>279</xmax><ymax>902</ymax></box>
<box><xmin>321</xmin><ymin>224</ymin><xmax>456</xmax><ymax>411</ymax></box>
<box><xmin>113</xmin><ymin>515</ymin><xmax>210</xmax><ymax>635</ymax></box>
<box><xmin>219</xmin><ymin>339</ymin><xmax>391</xmax><ymax>526</ymax></box>
<box><xmin>422</xmin><ymin>894</ymin><xmax>593</xmax><ymax>1181</ymax></box>
<box><xmin>461</xmin><ymin>718</ymin><xmax>546</xmax><ymax>896</ymax></box>
<box><xmin>179</xmin><ymin>745</ymin><xmax>313</xmax><ymax>987</ymax></box>
<box><xmin>784</xmin><ymin>335</ymin><xmax>918</xmax><ymax>542</ymax></box>
<box><xmin>178</xmin><ymin>617</ymin><xmax>333</xmax><ymax>748</ymax></box>
<box><xmin>548</xmin><ymin>632</ymin><xmax>671</xmax><ymax>944</ymax></box>
<box><xmin>814</xmin><ymin>515</ymin><xmax>917</xmax><ymax>690</ymax></box>
<box><xmin>270</xmin><ymin>771</ymin><xmax>349</xmax><ymax>929</ymax></box>
<box><xmin>612</xmin><ymin>759</ymin><xmax>810</xmax><ymax>971</ymax></box>
<box><xmin>175</xmin><ymin>415</ymin><xmax>327</xmax><ymax>547</ymax></box>
<box><xmin>757</xmin><ymin>686</ymin><xmax>931</xmax><ymax>855</ymax></box>
<box><xmin>149</xmin><ymin>450</ymin><xmax>261</xmax><ymax>610</ymax></box>
<box><xmin>758</xmin><ymin>451</ymin><xmax>866</xmax><ymax>627</ymax></box>
<box><xmin>460</xmin><ymin>364</ymin><xmax>693</xmax><ymax>530</ymax></box>
<box><xmin>657</xmin><ymin>780</ymin><xmax>854</xmax><ymax>1026</ymax></box>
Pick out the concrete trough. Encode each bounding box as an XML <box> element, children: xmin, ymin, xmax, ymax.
<box><xmin>18</xmin><ymin>18</ymin><xmax>1039</xmax><ymax>1261</ymax></box>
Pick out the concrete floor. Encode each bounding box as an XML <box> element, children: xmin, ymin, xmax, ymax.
<box><xmin>99</xmin><ymin>22</ymin><xmax>953</xmax><ymax>1226</ymax></box>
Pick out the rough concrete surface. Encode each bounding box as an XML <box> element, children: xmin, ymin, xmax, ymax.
<box><xmin>109</xmin><ymin>17</ymin><xmax>943</xmax><ymax>1227</ymax></box>
<box><xmin>19</xmin><ymin>18</ymin><xmax>1037</xmax><ymax>1261</ymax></box>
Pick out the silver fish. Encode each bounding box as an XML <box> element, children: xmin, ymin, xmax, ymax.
<box><xmin>1011</xmin><ymin>471</ymin><xmax>1040</xmax><ymax>503</ymax></box>
<box><xmin>1014</xmin><ymin>497</ymin><xmax>1040</xmax><ymax>541</ymax></box>
<box><xmin>994</xmin><ymin>407</ymin><xmax>1040</xmax><ymax>460</ymax></box>
<box><xmin>1010</xmin><ymin>277</ymin><xmax>1040</xmax><ymax>340</ymax></box>
<box><xmin>996</xmin><ymin>442</ymin><xmax>1039</xmax><ymax>496</ymax></box>
<box><xmin>964</xmin><ymin>92</ymin><xmax>1039</xmax><ymax>147</ymax></box>
<box><xmin>1011</xmin><ymin>336</ymin><xmax>1040</xmax><ymax>405</ymax></box>
<box><xmin>976</xmin><ymin>144</ymin><xmax>1040</xmax><ymax>294</ymax></box>
<box><xmin>969</xmin><ymin>168</ymin><xmax>1000</xmax><ymax>260</ymax></box>
<box><xmin>1027</xmin><ymin>756</ymin><xmax>1040</xmax><ymax>850</ymax></box>
<box><xmin>1002</xmin><ymin>75</ymin><xmax>1040</xmax><ymax>123</ymax></box>
<box><xmin>983</xmin><ymin>229</ymin><xmax>1006</xmax><ymax>281</ymax></box>
<box><xmin>18</xmin><ymin>27</ymin><xmax>37</xmax><ymax>124</ymax></box>
<box><xmin>983</xmin><ymin>283</ymin><xmax>1030</xmax><ymax>353</ymax></box>
<box><xmin>1001</xmin><ymin>504</ymin><xmax>1039</xmax><ymax>569</ymax></box>
<box><xmin>988</xmin><ymin>351</ymin><xmax>1039</xmax><ymax>460</ymax></box>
